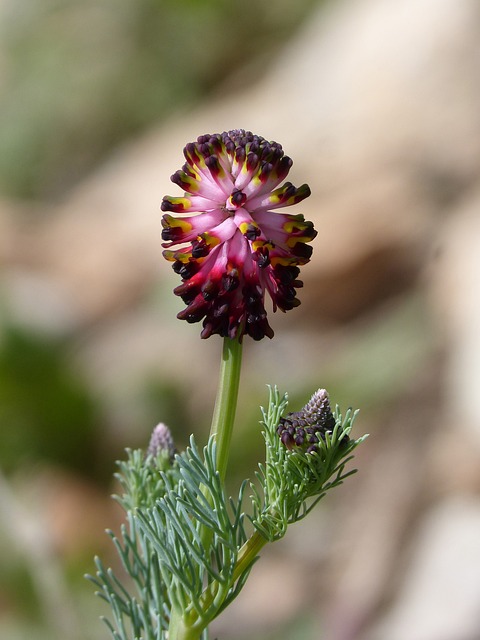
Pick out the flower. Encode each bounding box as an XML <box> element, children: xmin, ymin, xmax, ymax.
<box><xmin>161</xmin><ymin>129</ymin><xmax>316</xmax><ymax>340</ymax></box>
<box><xmin>276</xmin><ymin>389</ymin><xmax>342</xmax><ymax>454</ymax></box>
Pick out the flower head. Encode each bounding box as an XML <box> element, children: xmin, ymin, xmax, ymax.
<box><xmin>161</xmin><ymin>129</ymin><xmax>316</xmax><ymax>341</ymax></box>
<box><xmin>276</xmin><ymin>389</ymin><xmax>343</xmax><ymax>454</ymax></box>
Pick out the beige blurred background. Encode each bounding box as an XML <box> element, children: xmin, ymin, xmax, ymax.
<box><xmin>1</xmin><ymin>0</ymin><xmax>480</xmax><ymax>638</ymax></box>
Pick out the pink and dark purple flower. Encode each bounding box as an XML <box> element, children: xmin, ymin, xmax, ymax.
<box><xmin>161</xmin><ymin>130</ymin><xmax>316</xmax><ymax>341</ymax></box>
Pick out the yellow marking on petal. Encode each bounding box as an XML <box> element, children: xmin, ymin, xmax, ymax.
<box><xmin>286</xmin><ymin>236</ymin><xmax>314</xmax><ymax>247</ymax></box>
<box><xmin>185</xmin><ymin>150</ymin><xmax>207</xmax><ymax>171</ymax></box>
<box><xmin>168</xmin><ymin>197</ymin><xmax>192</xmax><ymax>211</ymax></box>
<box><xmin>252</xmin><ymin>239</ymin><xmax>275</xmax><ymax>252</ymax></box>
<box><xmin>251</xmin><ymin>175</ymin><xmax>262</xmax><ymax>188</ymax></box>
<box><xmin>283</xmin><ymin>217</ymin><xmax>308</xmax><ymax>234</ymax></box>
<box><xmin>166</xmin><ymin>217</ymin><xmax>193</xmax><ymax>232</ymax></box>
<box><xmin>186</xmin><ymin>167</ymin><xmax>202</xmax><ymax>182</ymax></box>
<box><xmin>270</xmin><ymin>255</ymin><xmax>296</xmax><ymax>267</ymax></box>
<box><xmin>239</xmin><ymin>221</ymin><xmax>258</xmax><ymax>235</ymax></box>
<box><xmin>201</xmin><ymin>232</ymin><xmax>221</xmax><ymax>248</ymax></box>
<box><xmin>164</xmin><ymin>249</ymin><xmax>195</xmax><ymax>263</ymax></box>
<box><xmin>268</xmin><ymin>194</ymin><xmax>282</xmax><ymax>205</ymax></box>
<box><xmin>216</xmin><ymin>164</ymin><xmax>227</xmax><ymax>179</ymax></box>
<box><xmin>176</xmin><ymin>173</ymin><xmax>201</xmax><ymax>193</ymax></box>
<box><xmin>162</xmin><ymin>250</ymin><xmax>177</xmax><ymax>262</ymax></box>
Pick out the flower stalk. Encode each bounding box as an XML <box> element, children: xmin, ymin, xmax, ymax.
<box><xmin>232</xmin><ymin>531</ymin><xmax>267</xmax><ymax>583</ymax></box>
<box><xmin>167</xmin><ymin>612</ymin><xmax>200</xmax><ymax>640</ymax></box>
<box><xmin>209</xmin><ymin>337</ymin><xmax>243</xmax><ymax>482</ymax></box>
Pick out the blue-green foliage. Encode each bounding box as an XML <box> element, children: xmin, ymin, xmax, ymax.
<box><xmin>89</xmin><ymin>440</ymin><xmax>253</xmax><ymax>639</ymax></box>
<box><xmin>250</xmin><ymin>387</ymin><xmax>366</xmax><ymax>541</ymax></box>
<box><xmin>89</xmin><ymin>387</ymin><xmax>365</xmax><ymax>639</ymax></box>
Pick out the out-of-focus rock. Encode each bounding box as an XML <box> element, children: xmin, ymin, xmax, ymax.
<box><xmin>368</xmin><ymin>498</ymin><xmax>480</xmax><ymax>640</ymax></box>
<box><xmin>319</xmin><ymin>365</ymin><xmax>440</xmax><ymax>640</ymax></box>
<box><xmin>0</xmin><ymin>199</ymin><xmax>81</xmax><ymax>335</ymax></box>
<box><xmin>272</xmin><ymin>0</ymin><xmax>480</xmax><ymax>189</ymax></box>
<box><xmin>429</xmin><ymin>188</ymin><xmax>480</xmax><ymax>448</ymax></box>
<box><xmin>17</xmin><ymin>467</ymin><xmax>121</xmax><ymax>560</ymax></box>
<box><xmin>210</xmin><ymin>549</ymin><xmax>307</xmax><ymax>639</ymax></box>
<box><xmin>298</xmin><ymin>172</ymin><xmax>433</xmax><ymax>324</ymax></box>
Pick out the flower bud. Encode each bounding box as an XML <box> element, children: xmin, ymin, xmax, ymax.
<box><xmin>146</xmin><ymin>422</ymin><xmax>176</xmax><ymax>462</ymax></box>
<box><xmin>276</xmin><ymin>389</ymin><xmax>344</xmax><ymax>454</ymax></box>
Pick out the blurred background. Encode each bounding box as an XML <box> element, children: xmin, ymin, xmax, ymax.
<box><xmin>1</xmin><ymin>0</ymin><xmax>480</xmax><ymax>638</ymax></box>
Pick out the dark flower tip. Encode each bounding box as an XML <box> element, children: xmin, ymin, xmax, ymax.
<box><xmin>161</xmin><ymin>129</ymin><xmax>316</xmax><ymax>341</ymax></box>
<box><xmin>277</xmin><ymin>389</ymin><xmax>347</xmax><ymax>454</ymax></box>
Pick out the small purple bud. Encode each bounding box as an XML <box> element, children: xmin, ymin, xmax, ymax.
<box><xmin>303</xmin><ymin>389</ymin><xmax>336</xmax><ymax>433</ymax></box>
<box><xmin>147</xmin><ymin>423</ymin><xmax>176</xmax><ymax>462</ymax></box>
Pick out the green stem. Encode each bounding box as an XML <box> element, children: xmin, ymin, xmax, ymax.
<box><xmin>167</xmin><ymin>610</ymin><xmax>202</xmax><ymax>640</ymax></box>
<box><xmin>198</xmin><ymin>531</ymin><xmax>267</xmax><ymax>614</ymax></box>
<box><xmin>232</xmin><ymin>531</ymin><xmax>267</xmax><ymax>582</ymax></box>
<box><xmin>209</xmin><ymin>337</ymin><xmax>243</xmax><ymax>482</ymax></box>
<box><xmin>172</xmin><ymin>338</ymin><xmax>243</xmax><ymax>636</ymax></box>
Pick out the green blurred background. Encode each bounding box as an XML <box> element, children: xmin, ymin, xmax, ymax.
<box><xmin>0</xmin><ymin>0</ymin><xmax>316</xmax><ymax>201</ymax></box>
